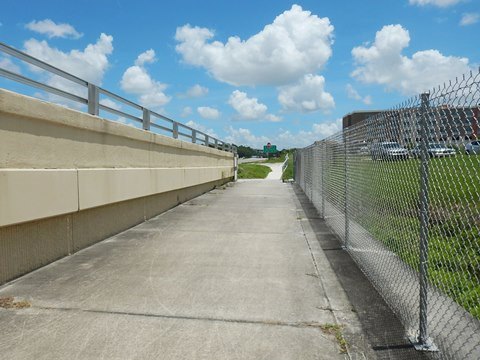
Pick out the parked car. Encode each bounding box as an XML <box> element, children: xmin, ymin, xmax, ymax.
<box><xmin>465</xmin><ymin>141</ymin><xmax>480</xmax><ymax>154</ymax></box>
<box><xmin>358</xmin><ymin>144</ymin><xmax>370</xmax><ymax>155</ymax></box>
<box><xmin>371</xmin><ymin>142</ymin><xmax>409</xmax><ymax>161</ymax></box>
<box><xmin>410</xmin><ymin>143</ymin><xmax>456</xmax><ymax>158</ymax></box>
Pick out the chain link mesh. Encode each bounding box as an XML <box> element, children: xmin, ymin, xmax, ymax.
<box><xmin>295</xmin><ymin>71</ymin><xmax>480</xmax><ymax>359</ymax></box>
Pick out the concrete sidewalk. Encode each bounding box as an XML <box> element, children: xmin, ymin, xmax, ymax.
<box><xmin>0</xmin><ymin>180</ymin><xmax>372</xmax><ymax>359</ymax></box>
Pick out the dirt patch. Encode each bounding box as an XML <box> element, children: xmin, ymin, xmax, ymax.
<box><xmin>0</xmin><ymin>296</ymin><xmax>31</xmax><ymax>309</ymax></box>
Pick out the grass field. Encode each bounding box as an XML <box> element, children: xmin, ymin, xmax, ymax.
<box><xmin>263</xmin><ymin>152</ymin><xmax>287</xmax><ymax>163</ymax></box>
<box><xmin>323</xmin><ymin>153</ymin><xmax>480</xmax><ymax>318</ymax></box>
<box><xmin>238</xmin><ymin>163</ymin><xmax>271</xmax><ymax>179</ymax></box>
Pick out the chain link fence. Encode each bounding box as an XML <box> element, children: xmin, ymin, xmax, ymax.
<box><xmin>295</xmin><ymin>71</ymin><xmax>480</xmax><ymax>359</ymax></box>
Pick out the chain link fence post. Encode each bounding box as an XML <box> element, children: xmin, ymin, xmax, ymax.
<box><xmin>409</xmin><ymin>92</ymin><xmax>438</xmax><ymax>351</ymax></box>
<box><xmin>321</xmin><ymin>141</ymin><xmax>325</xmax><ymax>218</ymax></box>
<box><xmin>344</xmin><ymin>132</ymin><xmax>350</xmax><ymax>248</ymax></box>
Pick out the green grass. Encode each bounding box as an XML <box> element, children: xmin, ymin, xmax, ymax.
<box><xmin>263</xmin><ymin>152</ymin><xmax>287</xmax><ymax>163</ymax></box>
<box><xmin>320</xmin><ymin>324</ymin><xmax>347</xmax><ymax>354</ymax></box>
<box><xmin>238</xmin><ymin>163</ymin><xmax>271</xmax><ymax>179</ymax></box>
<box><xmin>324</xmin><ymin>153</ymin><xmax>480</xmax><ymax>318</ymax></box>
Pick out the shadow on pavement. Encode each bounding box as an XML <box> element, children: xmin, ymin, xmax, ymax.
<box><xmin>291</xmin><ymin>183</ymin><xmax>431</xmax><ymax>360</ymax></box>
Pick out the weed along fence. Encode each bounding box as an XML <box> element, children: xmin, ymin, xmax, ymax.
<box><xmin>295</xmin><ymin>71</ymin><xmax>480</xmax><ymax>360</ymax></box>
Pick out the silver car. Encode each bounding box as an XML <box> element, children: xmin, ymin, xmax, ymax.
<box><xmin>371</xmin><ymin>142</ymin><xmax>409</xmax><ymax>161</ymax></box>
<box><xmin>465</xmin><ymin>141</ymin><xmax>480</xmax><ymax>154</ymax></box>
<box><xmin>410</xmin><ymin>143</ymin><xmax>456</xmax><ymax>158</ymax></box>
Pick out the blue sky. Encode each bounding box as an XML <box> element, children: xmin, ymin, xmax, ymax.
<box><xmin>1</xmin><ymin>0</ymin><xmax>479</xmax><ymax>148</ymax></box>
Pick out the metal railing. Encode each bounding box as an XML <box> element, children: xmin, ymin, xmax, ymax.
<box><xmin>295</xmin><ymin>70</ymin><xmax>480</xmax><ymax>359</ymax></box>
<box><xmin>0</xmin><ymin>42</ymin><xmax>235</xmax><ymax>153</ymax></box>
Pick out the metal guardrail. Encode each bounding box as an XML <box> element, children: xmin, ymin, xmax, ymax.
<box><xmin>0</xmin><ymin>42</ymin><xmax>236</xmax><ymax>153</ymax></box>
<box><xmin>281</xmin><ymin>153</ymin><xmax>289</xmax><ymax>175</ymax></box>
<box><xmin>295</xmin><ymin>70</ymin><xmax>480</xmax><ymax>359</ymax></box>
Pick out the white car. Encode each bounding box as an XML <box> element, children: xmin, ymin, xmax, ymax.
<box><xmin>465</xmin><ymin>141</ymin><xmax>480</xmax><ymax>154</ymax></box>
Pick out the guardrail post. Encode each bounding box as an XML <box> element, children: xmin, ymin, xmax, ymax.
<box><xmin>409</xmin><ymin>92</ymin><xmax>437</xmax><ymax>352</ymax></box>
<box><xmin>205</xmin><ymin>135</ymin><xmax>209</xmax><ymax>147</ymax></box>
<box><xmin>87</xmin><ymin>83</ymin><xmax>99</xmax><ymax>116</ymax></box>
<box><xmin>173</xmin><ymin>122</ymin><xmax>179</xmax><ymax>139</ymax></box>
<box><xmin>293</xmin><ymin>151</ymin><xmax>296</xmax><ymax>181</ymax></box>
<box><xmin>142</xmin><ymin>108</ymin><xmax>150</xmax><ymax>130</ymax></box>
<box><xmin>192</xmin><ymin>130</ymin><xmax>197</xmax><ymax>144</ymax></box>
<box><xmin>214</xmin><ymin>139</ymin><xmax>218</xmax><ymax>149</ymax></box>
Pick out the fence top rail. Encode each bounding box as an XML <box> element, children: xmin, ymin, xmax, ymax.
<box><xmin>0</xmin><ymin>41</ymin><xmax>236</xmax><ymax>154</ymax></box>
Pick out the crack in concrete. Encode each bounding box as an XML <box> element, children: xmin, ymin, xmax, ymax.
<box><xmin>32</xmin><ymin>305</ymin><xmax>333</xmax><ymax>330</ymax></box>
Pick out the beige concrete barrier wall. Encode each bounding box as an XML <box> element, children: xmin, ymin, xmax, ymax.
<box><xmin>0</xmin><ymin>89</ymin><xmax>234</xmax><ymax>284</ymax></box>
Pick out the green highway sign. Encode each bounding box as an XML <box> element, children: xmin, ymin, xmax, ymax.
<box><xmin>263</xmin><ymin>143</ymin><xmax>277</xmax><ymax>153</ymax></box>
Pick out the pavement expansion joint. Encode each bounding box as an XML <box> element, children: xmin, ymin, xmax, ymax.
<box><xmin>32</xmin><ymin>305</ymin><xmax>335</xmax><ymax>331</ymax></box>
<box><xmin>139</xmin><ymin>229</ymin><xmax>303</xmax><ymax>235</ymax></box>
<box><xmin>372</xmin><ymin>343</ymin><xmax>415</xmax><ymax>351</ymax></box>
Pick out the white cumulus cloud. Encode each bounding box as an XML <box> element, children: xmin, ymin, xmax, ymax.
<box><xmin>460</xmin><ymin>13</ymin><xmax>480</xmax><ymax>26</ymax></box>
<box><xmin>276</xmin><ymin>119</ymin><xmax>342</xmax><ymax>147</ymax></box>
<box><xmin>26</xmin><ymin>19</ymin><xmax>83</xmax><ymax>39</ymax></box>
<box><xmin>185</xmin><ymin>120</ymin><xmax>218</xmax><ymax>138</ymax></box>
<box><xmin>100</xmin><ymin>98</ymin><xmax>122</xmax><ymax>111</ymax></box>
<box><xmin>24</xmin><ymin>33</ymin><xmax>112</xmax><ymax>85</ymax></box>
<box><xmin>175</xmin><ymin>4</ymin><xmax>334</xmax><ymax>86</ymax></box>
<box><xmin>363</xmin><ymin>95</ymin><xmax>372</xmax><ymax>105</ymax></box>
<box><xmin>409</xmin><ymin>0</ymin><xmax>463</xmax><ymax>7</ymax></box>
<box><xmin>185</xmin><ymin>84</ymin><xmax>209</xmax><ymax>97</ymax></box>
<box><xmin>278</xmin><ymin>74</ymin><xmax>334</xmax><ymax>113</ymax></box>
<box><xmin>346</xmin><ymin>84</ymin><xmax>372</xmax><ymax>105</ymax></box>
<box><xmin>121</xmin><ymin>49</ymin><xmax>171</xmax><ymax>109</ymax></box>
<box><xmin>228</xmin><ymin>90</ymin><xmax>281</xmax><ymax>122</ymax></box>
<box><xmin>181</xmin><ymin>106</ymin><xmax>192</xmax><ymax>117</ymax></box>
<box><xmin>0</xmin><ymin>57</ymin><xmax>21</xmax><ymax>74</ymax></box>
<box><xmin>23</xmin><ymin>33</ymin><xmax>113</xmax><ymax>108</ymax></box>
<box><xmin>225</xmin><ymin>118</ymin><xmax>342</xmax><ymax>148</ymax></box>
<box><xmin>197</xmin><ymin>106</ymin><xmax>220</xmax><ymax>120</ymax></box>
<box><xmin>346</xmin><ymin>84</ymin><xmax>361</xmax><ymax>100</ymax></box>
<box><xmin>135</xmin><ymin>49</ymin><xmax>156</xmax><ymax>66</ymax></box>
<box><xmin>351</xmin><ymin>24</ymin><xmax>472</xmax><ymax>95</ymax></box>
<box><xmin>225</xmin><ymin>127</ymin><xmax>270</xmax><ymax>148</ymax></box>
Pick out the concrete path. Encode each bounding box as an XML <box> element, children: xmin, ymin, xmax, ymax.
<box><xmin>264</xmin><ymin>162</ymin><xmax>284</xmax><ymax>180</ymax></box>
<box><xmin>0</xmin><ymin>181</ymin><xmax>370</xmax><ymax>359</ymax></box>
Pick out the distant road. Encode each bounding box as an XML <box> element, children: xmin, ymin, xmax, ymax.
<box><xmin>238</xmin><ymin>157</ymin><xmax>267</xmax><ymax>164</ymax></box>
